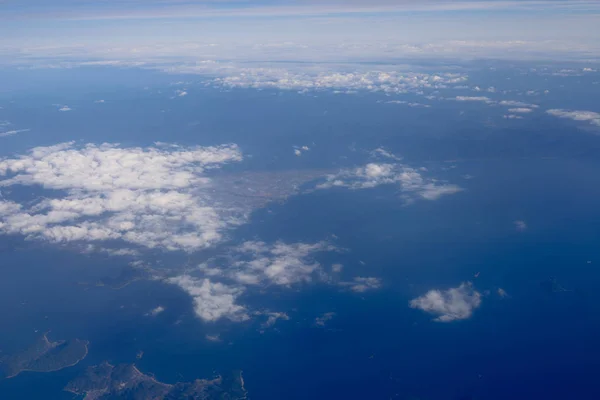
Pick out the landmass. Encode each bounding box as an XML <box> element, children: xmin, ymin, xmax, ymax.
<box><xmin>0</xmin><ymin>333</ymin><xmax>88</xmax><ymax>379</ymax></box>
<box><xmin>65</xmin><ymin>362</ymin><xmax>247</xmax><ymax>400</ymax></box>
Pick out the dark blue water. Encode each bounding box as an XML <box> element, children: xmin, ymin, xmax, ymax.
<box><xmin>1</xmin><ymin>65</ymin><xmax>600</xmax><ymax>399</ymax></box>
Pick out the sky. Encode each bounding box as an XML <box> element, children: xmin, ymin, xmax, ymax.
<box><xmin>1</xmin><ymin>0</ymin><xmax>600</xmax><ymax>66</ymax></box>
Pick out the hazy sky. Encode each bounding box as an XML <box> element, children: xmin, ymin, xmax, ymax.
<box><xmin>1</xmin><ymin>0</ymin><xmax>599</xmax><ymax>64</ymax></box>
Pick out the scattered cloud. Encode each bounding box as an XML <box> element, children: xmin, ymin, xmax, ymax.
<box><xmin>167</xmin><ymin>275</ymin><xmax>249</xmax><ymax>322</ymax></box>
<box><xmin>94</xmin><ymin>99</ymin><xmax>105</xmax><ymax>103</ymax></box>
<box><xmin>229</xmin><ymin>240</ymin><xmax>338</xmax><ymax>286</ymax></box>
<box><xmin>546</xmin><ymin>109</ymin><xmax>600</xmax><ymax>127</ymax></box>
<box><xmin>205</xmin><ymin>334</ymin><xmax>221</xmax><ymax>342</ymax></box>
<box><xmin>315</xmin><ymin>162</ymin><xmax>461</xmax><ymax>201</ymax></box>
<box><xmin>293</xmin><ymin>145</ymin><xmax>310</xmax><ymax>156</ymax></box>
<box><xmin>339</xmin><ymin>277</ymin><xmax>381</xmax><ymax>293</ymax></box>
<box><xmin>453</xmin><ymin>96</ymin><xmax>493</xmax><ymax>103</ymax></box>
<box><xmin>0</xmin><ymin>129</ymin><xmax>30</xmax><ymax>138</ymax></box>
<box><xmin>371</xmin><ymin>148</ymin><xmax>402</xmax><ymax>161</ymax></box>
<box><xmin>146</xmin><ymin>305</ymin><xmax>165</xmax><ymax>317</ymax></box>
<box><xmin>315</xmin><ymin>312</ymin><xmax>336</xmax><ymax>327</ymax></box>
<box><xmin>331</xmin><ymin>263</ymin><xmax>343</xmax><ymax>273</ymax></box>
<box><xmin>497</xmin><ymin>288</ymin><xmax>509</xmax><ymax>298</ymax></box>
<box><xmin>58</xmin><ymin>106</ymin><xmax>72</xmax><ymax>112</ymax></box>
<box><xmin>203</xmin><ymin>67</ymin><xmax>467</xmax><ymax>95</ymax></box>
<box><xmin>504</xmin><ymin>114</ymin><xmax>524</xmax><ymax>120</ymax></box>
<box><xmin>499</xmin><ymin>100</ymin><xmax>539</xmax><ymax>108</ymax></box>
<box><xmin>260</xmin><ymin>312</ymin><xmax>290</xmax><ymax>329</ymax></box>
<box><xmin>514</xmin><ymin>220</ymin><xmax>527</xmax><ymax>231</ymax></box>
<box><xmin>0</xmin><ymin>142</ymin><xmax>243</xmax><ymax>252</ymax></box>
<box><xmin>410</xmin><ymin>282</ymin><xmax>482</xmax><ymax>322</ymax></box>
<box><xmin>508</xmin><ymin>108</ymin><xmax>533</xmax><ymax>113</ymax></box>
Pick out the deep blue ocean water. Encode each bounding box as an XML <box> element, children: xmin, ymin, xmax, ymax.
<box><xmin>1</xmin><ymin>65</ymin><xmax>600</xmax><ymax>399</ymax></box>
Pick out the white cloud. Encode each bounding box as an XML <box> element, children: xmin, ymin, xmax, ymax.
<box><xmin>508</xmin><ymin>108</ymin><xmax>533</xmax><ymax>113</ymax></box>
<box><xmin>514</xmin><ymin>220</ymin><xmax>527</xmax><ymax>231</ymax></box>
<box><xmin>315</xmin><ymin>312</ymin><xmax>335</xmax><ymax>327</ymax></box>
<box><xmin>205</xmin><ymin>334</ymin><xmax>221</xmax><ymax>342</ymax></box>
<box><xmin>372</xmin><ymin>148</ymin><xmax>402</xmax><ymax>161</ymax></box>
<box><xmin>339</xmin><ymin>277</ymin><xmax>381</xmax><ymax>293</ymax></box>
<box><xmin>230</xmin><ymin>240</ymin><xmax>337</xmax><ymax>286</ymax></box>
<box><xmin>410</xmin><ymin>282</ymin><xmax>482</xmax><ymax>322</ymax></box>
<box><xmin>203</xmin><ymin>66</ymin><xmax>467</xmax><ymax>95</ymax></box>
<box><xmin>168</xmin><ymin>275</ymin><xmax>249</xmax><ymax>322</ymax></box>
<box><xmin>546</xmin><ymin>109</ymin><xmax>600</xmax><ymax>127</ymax></box>
<box><xmin>315</xmin><ymin>162</ymin><xmax>461</xmax><ymax>202</ymax></box>
<box><xmin>175</xmin><ymin>89</ymin><xmax>188</xmax><ymax>97</ymax></box>
<box><xmin>294</xmin><ymin>149</ymin><xmax>302</xmax><ymax>156</ymax></box>
<box><xmin>497</xmin><ymin>288</ymin><xmax>509</xmax><ymax>298</ymax></box>
<box><xmin>0</xmin><ymin>142</ymin><xmax>243</xmax><ymax>252</ymax></box>
<box><xmin>146</xmin><ymin>305</ymin><xmax>165</xmax><ymax>316</ymax></box>
<box><xmin>499</xmin><ymin>100</ymin><xmax>539</xmax><ymax>108</ymax></box>
<box><xmin>331</xmin><ymin>263</ymin><xmax>343</xmax><ymax>273</ymax></box>
<box><xmin>58</xmin><ymin>106</ymin><xmax>72</xmax><ymax>112</ymax></box>
<box><xmin>261</xmin><ymin>311</ymin><xmax>290</xmax><ymax>328</ymax></box>
<box><xmin>453</xmin><ymin>96</ymin><xmax>493</xmax><ymax>103</ymax></box>
<box><xmin>0</xmin><ymin>129</ymin><xmax>30</xmax><ymax>138</ymax></box>
<box><xmin>94</xmin><ymin>99</ymin><xmax>105</xmax><ymax>103</ymax></box>
<box><xmin>504</xmin><ymin>114</ymin><xmax>523</xmax><ymax>120</ymax></box>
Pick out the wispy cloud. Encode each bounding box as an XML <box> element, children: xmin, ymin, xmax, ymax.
<box><xmin>0</xmin><ymin>128</ymin><xmax>30</xmax><ymax>138</ymax></box>
<box><xmin>339</xmin><ymin>277</ymin><xmax>382</xmax><ymax>293</ymax></box>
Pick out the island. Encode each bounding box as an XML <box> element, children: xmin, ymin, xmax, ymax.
<box><xmin>65</xmin><ymin>362</ymin><xmax>248</xmax><ymax>400</ymax></box>
<box><xmin>0</xmin><ymin>333</ymin><xmax>88</xmax><ymax>379</ymax></box>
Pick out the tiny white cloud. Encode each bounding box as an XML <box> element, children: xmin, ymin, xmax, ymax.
<box><xmin>508</xmin><ymin>108</ymin><xmax>533</xmax><ymax>113</ymax></box>
<box><xmin>315</xmin><ymin>312</ymin><xmax>335</xmax><ymax>327</ymax></box>
<box><xmin>146</xmin><ymin>305</ymin><xmax>165</xmax><ymax>317</ymax></box>
<box><xmin>261</xmin><ymin>311</ymin><xmax>290</xmax><ymax>328</ymax></box>
<box><xmin>205</xmin><ymin>334</ymin><xmax>222</xmax><ymax>342</ymax></box>
<box><xmin>453</xmin><ymin>96</ymin><xmax>493</xmax><ymax>103</ymax></box>
<box><xmin>58</xmin><ymin>106</ymin><xmax>72</xmax><ymax>112</ymax></box>
<box><xmin>514</xmin><ymin>220</ymin><xmax>527</xmax><ymax>231</ymax></box>
<box><xmin>0</xmin><ymin>129</ymin><xmax>30</xmax><ymax>138</ymax></box>
<box><xmin>331</xmin><ymin>263</ymin><xmax>343</xmax><ymax>273</ymax></box>
<box><xmin>294</xmin><ymin>149</ymin><xmax>302</xmax><ymax>156</ymax></box>
<box><xmin>410</xmin><ymin>282</ymin><xmax>482</xmax><ymax>322</ymax></box>
<box><xmin>497</xmin><ymin>288</ymin><xmax>509</xmax><ymax>298</ymax></box>
<box><xmin>339</xmin><ymin>276</ymin><xmax>381</xmax><ymax>293</ymax></box>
